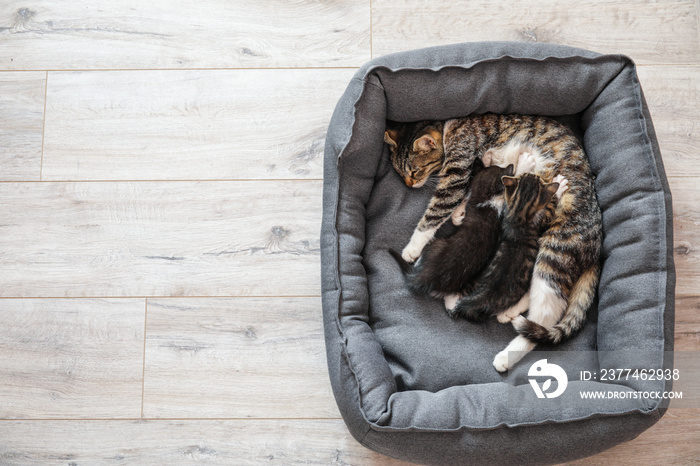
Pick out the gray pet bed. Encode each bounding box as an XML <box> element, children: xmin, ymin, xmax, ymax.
<box><xmin>321</xmin><ymin>42</ymin><xmax>674</xmax><ymax>465</ymax></box>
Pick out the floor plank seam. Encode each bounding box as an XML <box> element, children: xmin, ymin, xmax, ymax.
<box><xmin>39</xmin><ymin>70</ymin><xmax>48</xmax><ymax>182</ymax></box>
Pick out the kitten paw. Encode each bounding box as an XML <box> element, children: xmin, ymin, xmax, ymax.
<box><xmin>451</xmin><ymin>200</ymin><xmax>467</xmax><ymax>225</ymax></box>
<box><xmin>515</xmin><ymin>151</ymin><xmax>536</xmax><ymax>176</ymax></box>
<box><xmin>444</xmin><ymin>293</ymin><xmax>461</xmax><ymax>311</ymax></box>
<box><xmin>497</xmin><ymin>311</ymin><xmax>516</xmax><ymax>324</ymax></box>
<box><xmin>493</xmin><ymin>350</ymin><xmax>511</xmax><ymax>373</ymax></box>
<box><xmin>552</xmin><ymin>175</ymin><xmax>569</xmax><ymax>199</ymax></box>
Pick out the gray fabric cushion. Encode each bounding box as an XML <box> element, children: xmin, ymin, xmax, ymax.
<box><xmin>321</xmin><ymin>42</ymin><xmax>675</xmax><ymax>465</ymax></box>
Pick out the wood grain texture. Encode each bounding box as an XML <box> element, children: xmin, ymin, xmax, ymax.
<box><xmin>637</xmin><ymin>66</ymin><xmax>700</xmax><ymax>177</ymax></box>
<box><xmin>0</xmin><ymin>181</ymin><xmax>321</xmax><ymax>297</ymax></box>
<box><xmin>0</xmin><ymin>72</ymin><xmax>45</xmax><ymax>181</ymax></box>
<box><xmin>676</xmin><ymin>295</ymin><xmax>700</xmax><ymax>351</ymax></box>
<box><xmin>143</xmin><ymin>297</ymin><xmax>337</xmax><ymax>418</ymax></box>
<box><xmin>669</xmin><ymin>177</ymin><xmax>700</xmax><ymax>297</ymax></box>
<box><xmin>372</xmin><ymin>0</ymin><xmax>700</xmax><ymax>65</ymax></box>
<box><xmin>567</xmin><ymin>410</ymin><xmax>700</xmax><ymax>465</ymax></box>
<box><xmin>0</xmin><ymin>299</ymin><xmax>144</xmax><ymax>419</ymax></box>
<box><xmin>42</xmin><ymin>69</ymin><xmax>354</xmax><ymax>181</ymax></box>
<box><xmin>0</xmin><ymin>420</ymin><xmax>411</xmax><ymax>465</ymax></box>
<box><xmin>0</xmin><ymin>1</ymin><xmax>370</xmax><ymax>70</ymax></box>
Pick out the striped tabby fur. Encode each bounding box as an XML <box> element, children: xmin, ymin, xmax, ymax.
<box><xmin>384</xmin><ymin>113</ymin><xmax>603</xmax><ymax>371</ymax></box>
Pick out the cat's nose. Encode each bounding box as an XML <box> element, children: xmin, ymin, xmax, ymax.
<box><xmin>405</xmin><ymin>177</ymin><xmax>415</xmax><ymax>187</ymax></box>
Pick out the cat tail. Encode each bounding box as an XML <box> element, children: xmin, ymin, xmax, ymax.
<box><xmin>515</xmin><ymin>263</ymin><xmax>600</xmax><ymax>344</ymax></box>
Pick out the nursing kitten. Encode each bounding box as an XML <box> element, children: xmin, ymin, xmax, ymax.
<box><xmin>384</xmin><ymin>114</ymin><xmax>603</xmax><ymax>372</ymax></box>
<box><xmin>450</xmin><ymin>173</ymin><xmax>568</xmax><ymax>323</ymax></box>
<box><xmin>390</xmin><ymin>157</ymin><xmax>515</xmax><ymax>309</ymax></box>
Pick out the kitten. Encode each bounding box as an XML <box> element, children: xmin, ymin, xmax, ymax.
<box><xmin>390</xmin><ymin>157</ymin><xmax>515</xmax><ymax>309</ymax></box>
<box><xmin>384</xmin><ymin>114</ymin><xmax>603</xmax><ymax>371</ymax></box>
<box><xmin>449</xmin><ymin>173</ymin><xmax>568</xmax><ymax>323</ymax></box>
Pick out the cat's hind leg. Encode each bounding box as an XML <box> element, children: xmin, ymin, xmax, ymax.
<box><xmin>496</xmin><ymin>292</ymin><xmax>529</xmax><ymax>324</ymax></box>
<box><xmin>493</xmin><ymin>274</ymin><xmax>567</xmax><ymax>372</ymax></box>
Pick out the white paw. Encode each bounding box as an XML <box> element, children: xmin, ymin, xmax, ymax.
<box><xmin>497</xmin><ymin>312</ymin><xmax>514</xmax><ymax>324</ymax></box>
<box><xmin>516</xmin><ymin>151</ymin><xmax>536</xmax><ymax>176</ymax></box>
<box><xmin>552</xmin><ymin>174</ymin><xmax>569</xmax><ymax>199</ymax></box>
<box><xmin>451</xmin><ymin>201</ymin><xmax>467</xmax><ymax>226</ymax></box>
<box><xmin>444</xmin><ymin>293</ymin><xmax>461</xmax><ymax>311</ymax></box>
<box><xmin>401</xmin><ymin>242</ymin><xmax>422</xmax><ymax>263</ymax></box>
<box><xmin>493</xmin><ymin>350</ymin><xmax>511</xmax><ymax>373</ymax></box>
<box><xmin>497</xmin><ymin>306</ymin><xmax>526</xmax><ymax>324</ymax></box>
<box><xmin>402</xmin><ymin>230</ymin><xmax>434</xmax><ymax>263</ymax></box>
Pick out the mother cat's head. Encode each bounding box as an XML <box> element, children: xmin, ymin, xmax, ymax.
<box><xmin>384</xmin><ymin>121</ymin><xmax>444</xmax><ymax>188</ymax></box>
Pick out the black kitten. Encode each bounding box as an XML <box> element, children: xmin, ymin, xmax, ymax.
<box><xmin>391</xmin><ymin>159</ymin><xmax>514</xmax><ymax>308</ymax></box>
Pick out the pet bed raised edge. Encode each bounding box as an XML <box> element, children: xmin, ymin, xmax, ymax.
<box><xmin>320</xmin><ymin>41</ymin><xmax>674</xmax><ymax>465</ymax></box>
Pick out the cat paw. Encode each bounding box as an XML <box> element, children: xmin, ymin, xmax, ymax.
<box><xmin>553</xmin><ymin>175</ymin><xmax>569</xmax><ymax>199</ymax></box>
<box><xmin>401</xmin><ymin>243</ymin><xmax>422</xmax><ymax>263</ymax></box>
<box><xmin>451</xmin><ymin>200</ymin><xmax>467</xmax><ymax>225</ymax></box>
<box><xmin>444</xmin><ymin>294</ymin><xmax>461</xmax><ymax>311</ymax></box>
<box><xmin>402</xmin><ymin>230</ymin><xmax>434</xmax><ymax>263</ymax></box>
<box><xmin>497</xmin><ymin>312</ymin><xmax>514</xmax><ymax>324</ymax></box>
<box><xmin>515</xmin><ymin>151</ymin><xmax>536</xmax><ymax>175</ymax></box>
<box><xmin>493</xmin><ymin>350</ymin><xmax>511</xmax><ymax>372</ymax></box>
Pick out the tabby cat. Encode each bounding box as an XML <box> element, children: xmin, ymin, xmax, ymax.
<box><xmin>384</xmin><ymin>114</ymin><xmax>603</xmax><ymax>372</ymax></box>
<box><xmin>450</xmin><ymin>173</ymin><xmax>568</xmax><ymax>323</ymax></box>
<box><xmin>389</xmin><ymin>157</ymin><xmax>515</xmax><ymax>309</ymax></box>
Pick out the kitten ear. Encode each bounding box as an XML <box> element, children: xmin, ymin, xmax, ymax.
<box><xmin>413</xmin><ymin>135</ymin><xmax>436</xmax><ymax>153</ymax></box>
<box><xmin>384</xmin><ymin>130</ymin><xmax>399</xmax><ymax>149</ymax></box>
<box><xmin>502</xmin><ymin>176</ymin><xmax>518</xmax><ymax>200</ymax></box>
<box><xmin>504</xmin><ymin>164</ymin><xmax>515</xmax><ymax>176</ymax></box>
<box><xmin>543</xmin><ymin>182</ymin><xmax>560</xmax><ymax>201</ymax></box>
<box><xmin>472</xmin><ymin>157</ymin><xmax>485</xmax><ymax>171</ymax></box>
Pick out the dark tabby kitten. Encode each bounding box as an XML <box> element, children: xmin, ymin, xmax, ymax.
<box><xmin>450</xmin><ymin>173</ymin><xmax>566</xmax><ymax>322</ymax></box>
<box><xmin>390</xmin><ymin>158</ymin><xmax>515</xmax><ymax>309</ymax></box>
<box><xmin>384</xmin><ymin>114</ymin><xmax>603</xmax><ymax>372</ymax></box>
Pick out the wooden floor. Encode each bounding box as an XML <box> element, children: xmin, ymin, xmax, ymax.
<box><xmin>1</xmin><ymin>1</ymin><xmax>698</xmax><ymax>464</ymax></box>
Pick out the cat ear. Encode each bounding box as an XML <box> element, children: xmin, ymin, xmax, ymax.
<box><xmin>543</xmin><ymin>182</ymin><xmax>560</xmax><ymax>201</ymax></box>
<box><xmin>413</xmin><ymin>135</ymin><xmax>436</xmax><ymax>153</ymax></box>
<box><xmin>504</xmin><ymin>164</ymin><xmax>515</xmax><ymax>176</ymax></box>
<box><xmin>502</xmin><ymin>176</ymin><xmax>518</xmax><ymax>200</ymax></box>
<box><xmin>472</xmin><ymin>157</ymin><xmax>485</xmax><ymax>170</ymax></box>
<box><xmin>384</xmin><ymin>130</ymin><xmax>399</xmax><ymax>149</ymax></box>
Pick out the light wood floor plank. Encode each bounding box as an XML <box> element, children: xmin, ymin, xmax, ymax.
<box><xmin>668</xmin><ymin>177</ymin><xmax>700</xmax><ymax>297</ymax></box>
<box><xmin>0</xmin><ymin>419</ymin><xmax>410</xmax><ymax>465</ymax></box>
<box><xmin>637</xmin><ymin>66</ymin><xmax>700</xmax><ymax>177</ymax></box>
<box><xmin>0</xmin><ymin>1</ymin><xmax>370</xmax><ymax>70</ymax></box>
<box><xmin>42</xmin><ymin>69</ymin><xmax>354</xmax><ymax>181</ymax></box>
<box><xmin>0</xmin><ymin>299</ymin><xmax>144</xmax><ymax>419</ymax></box>
<box><xmin>566</xmin><ymin>410</ymin><xmax>700</xmax><ymax>465</ymax></box>
<box><xmin>0</xmin><ymin>72</ymin><xmax>45</xmax><ymax>181</ymax></box>
<box><xmin>143</xmin><ymin>297</ymin><xmax>337</xmax><ymax>418</ymax></box>
<box><xmin>0</xmin><ymin>181</ymin><xmax>321</xmax><ymax>297</ymax></box>
<box><xmin>371</xmin><ymin>0</ymin><xmax>700</xmax><ymax>65</ymax></box>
